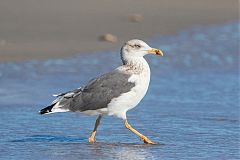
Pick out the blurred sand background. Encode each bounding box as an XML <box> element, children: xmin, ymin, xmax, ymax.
<box><xmin>0</xmin><ymin>0</ymin><xmax>238</xmax><ymax>62</ymax></box>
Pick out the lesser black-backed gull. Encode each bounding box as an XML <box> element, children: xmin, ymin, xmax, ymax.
<box><xmin>40</xmin><ymin>39</ymin><xmax>163</xmax><ymax>144</ymax></box>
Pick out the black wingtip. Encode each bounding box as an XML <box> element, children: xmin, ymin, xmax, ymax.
<box><xmin>39</xmin><ymin>103</ymin><xmax>55</xmax><ymax>115</ymax></box>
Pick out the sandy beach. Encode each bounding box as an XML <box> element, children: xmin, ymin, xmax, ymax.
<box><xmin>0</xmin><ymin>0</ymin><xmax>238</xmax><ymax>62</ymax></box>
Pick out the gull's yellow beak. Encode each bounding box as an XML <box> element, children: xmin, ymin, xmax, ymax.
<box><xmin>147</xmin><ymin>48</ymin><xmax>164</xmax><ymax>56</ymax></box>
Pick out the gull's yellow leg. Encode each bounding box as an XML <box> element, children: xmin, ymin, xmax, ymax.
<box><xmin>88</xmin><ymin>115</ymin><xmax>102</xmax><ymax>143</ymax></box>
<box><xmin>124</xmin><ymin>119</ymin><xmax>157</xmax><ymax>144</ymax></box>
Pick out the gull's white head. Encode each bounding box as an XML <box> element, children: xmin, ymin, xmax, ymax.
<box><xmin>121</xmin><ymin>39</ymin><xmax>163</xmax><ymax>59</ymax></box>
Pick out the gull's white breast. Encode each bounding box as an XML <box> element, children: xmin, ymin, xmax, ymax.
<box><xmin>107</xmin><ymin>58</ymin><xmax>151</xmax><ymax>119</ymax></box>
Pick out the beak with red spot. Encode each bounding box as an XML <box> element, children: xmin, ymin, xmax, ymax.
<box><xmin>147</xmin><ymin>48</ymin><xmax>164</xmax><ymax>56</ymax></box>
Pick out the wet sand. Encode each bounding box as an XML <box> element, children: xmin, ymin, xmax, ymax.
<box><xmin>0</xmin><ymin>0</ymin><xmax>238</xmax><ymax>62</ymax></box>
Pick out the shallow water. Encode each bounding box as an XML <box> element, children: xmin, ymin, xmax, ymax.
<box><xmin>0</xmin><ymin>22</ymin><xmax>239</xmax><ymax>160</ymax></box>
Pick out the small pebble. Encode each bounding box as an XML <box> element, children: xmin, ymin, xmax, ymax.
<box><xmin>129</xmin><ymin>14</ymin><xmax>143</xmax><ymax>22</ymax></box>
<box><xmin>99</xmin><ymin>34</ymin><xmax>118</xmax><ymax>43</ymax></box>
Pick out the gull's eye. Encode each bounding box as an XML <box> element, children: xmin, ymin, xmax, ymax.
<box><xmin>134</xmin><ymin>44</ymin><xmax>141</xmax><ymax>49</ymax></box>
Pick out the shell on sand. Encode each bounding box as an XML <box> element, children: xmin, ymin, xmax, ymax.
<box><xmin>129</xmin><ymin>14</ymin><xmax>143</xmax><ymax>22</ymax></box>
<box><xmin>99</xmin><ymin>34</ymin><xmax>118</xmax><ymax>43</ymax></box>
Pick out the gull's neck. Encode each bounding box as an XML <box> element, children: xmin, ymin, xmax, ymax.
<box><xmin>121</xmin><ymin>55</ymin><xmax>150</xmax><ymax>74</ymax></box>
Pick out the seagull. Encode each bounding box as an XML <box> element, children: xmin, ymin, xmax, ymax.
<box><xmin>40</xmin><ymin>39</ymin><xmax>163</xmax><ymax>144</ymax></box>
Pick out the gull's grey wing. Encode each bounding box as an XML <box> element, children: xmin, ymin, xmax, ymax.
<box><xmin>56</xmin><ymin>70</ymin><xmax>135</xmax><ymax>112</ymax></box>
